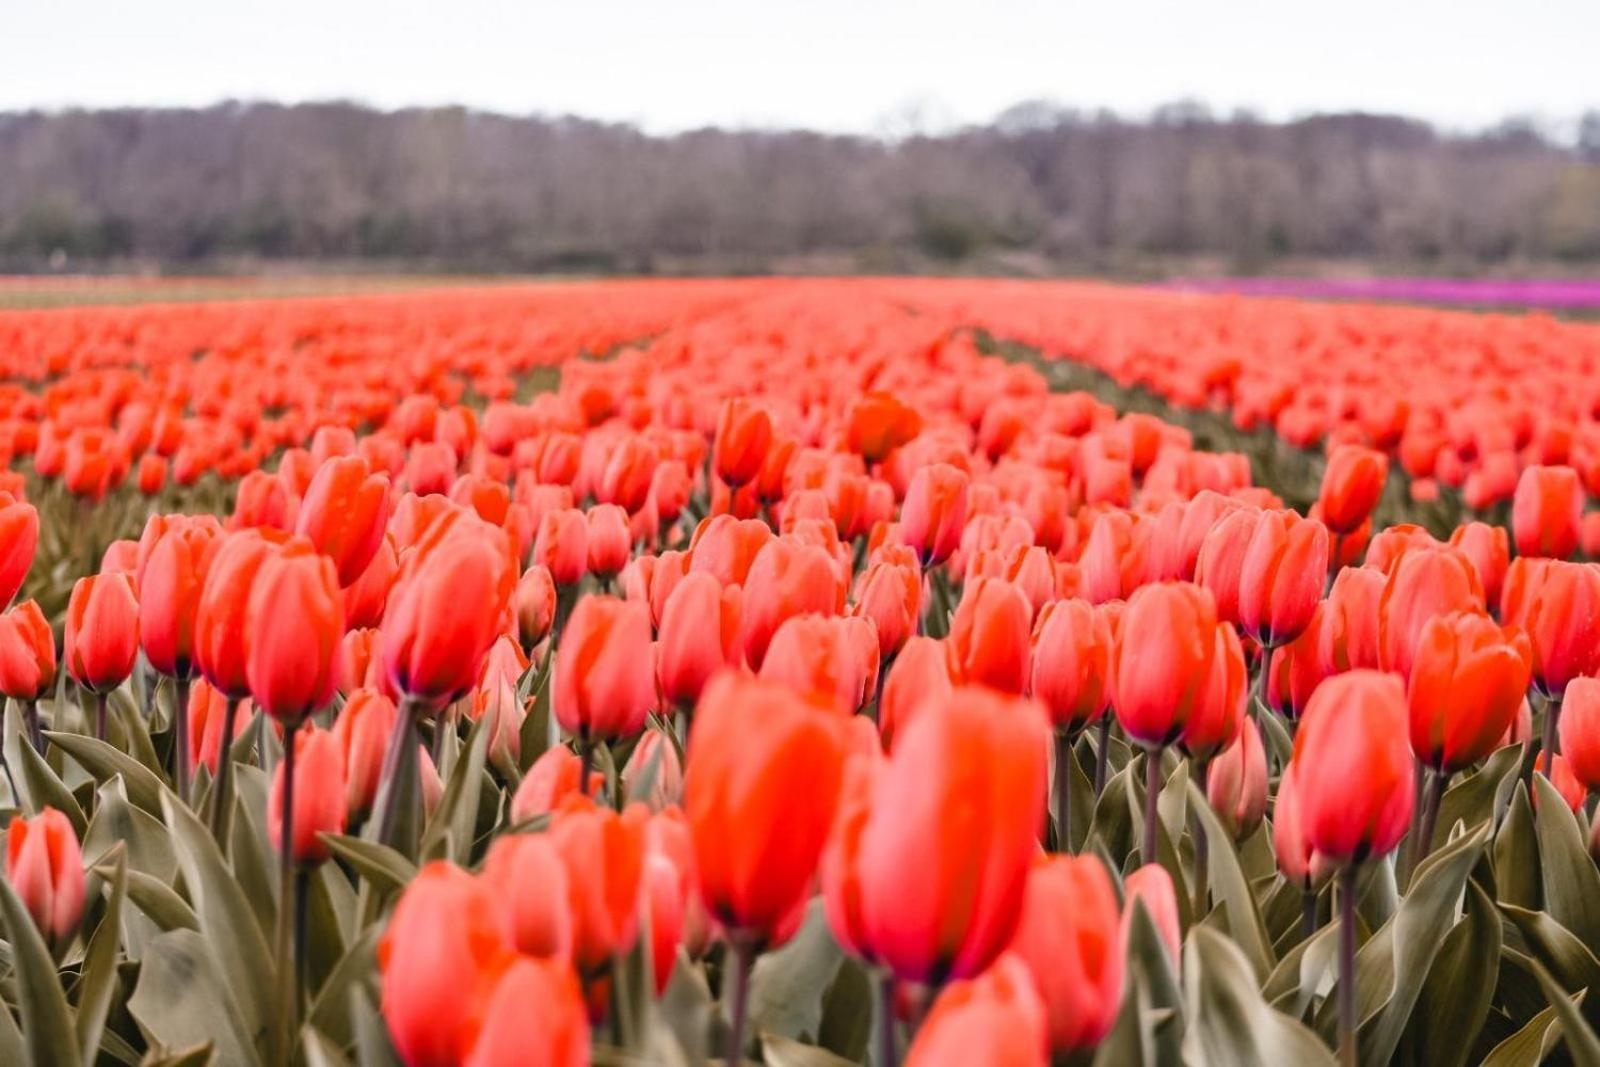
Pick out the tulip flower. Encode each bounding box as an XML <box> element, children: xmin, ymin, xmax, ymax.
<box><xmin>1512</xmin><ymin>465</ymin><xmax>1584</xmax><ymax>560</ymax></box>
<box><xmin>511</xmin><ymin>746</ymin><xmax>590</xmax><ymax>822</ymax></box>
<box><xmin>738</xmin><ymin>538</ymin><xmax>840</xmax><ymax>671</ymax></box>
<box><xmin>553</xmin><ymin>595</ymin><xmax>653</xmax><ymax>787</ymax></box>
<box><xmin>846</xmin><ymin>392</ymin><xmax>923</xmax><ymax>463</ymax></box>
<box><xmin>1289</xmin><ymin>669</ymin><xmax>1414</xmax><ymax>1063</ymax></box>
<box><xmin>900</xmin><ymin>463</ymin><xmax>969</xmax><ymax>568</ymax></box>
<box><xmin>1030</xmin><ymin>598</ymin><xmax>1112</xmax><ymax>848</ymax></box>
<box><xmin>295</xmin><ymin>456</ymin><xmax>392</xmax><ymax>587</ymax></box>
<box><xmin>1318</xmin><ymin>565</ymin><xmax>1384</xmax><ymax>674</ymax></box>
<box><xmin>946</xmin><ymin>577</ymin><xmax>1031</xmax><ymax>695</ymax></box>
<box><xmin>687</xmin><ymin>515</ymin><xmax>772</xmax><ymax>587</ymax></box>
<box><xmin>481</xmin><ymin>833</ymin><xmax>572</xmax><ymax>961</ymax></box>
<box><xmin>1236</xmin><ymin>510</ymin><xmax>1329</xmax><ymax>647</ymax></box>
<box><xmin>711</xmin><ymin>398</ymin><xmax>772</xmax><ymax>490</ymax></box>
<box><xmin>514</xmin><ymin>564</ymin><xmax>557</xmax><ymax>656</ymax></box>
<box><xmin>378</xmin><ymin>862</ymin><xmax>514</xmax><ymax>1067</ymax></box>
<box><xmin>1449</xmin><ymin>522</ymin><xmax>1510</xmax><ymax>609</ymax></box>
<box><xmin>532</xmin><ymin>507</ymin><xmax>589</xmax><ymax>590</ymax></box>
<box><xmin>904</xmin><ymin>954</ymin><xmax>1049</xmax><ymax>1067</ymax></box>
<box><xmin>1546</xmin><ymin>755</ymin><xmax>1587</xmax><ymax>813</ymax></box>
<box><xmin>1558</xmin><ymin>676</ymin><xmax>1600</xmax><ymax>792</ymax></box>
<box><xmin>685</xmin><ymin>673</ymin><xmax>849</xmax><ymax>1064</ymax></box>
<box><xmin>1123</xmin><ymin>862</ymin><xmax>1183</xmax><ymax>965</ymax></box>
<box><xmin>246</xmin><ymin>545</ymin><xmax>343</xmax><ymax>724</ymax></box>
<box><xmin>0</xmin><ymin>600</ymin><xmax>55</xmax><ymax>750</ymax></box>
<box><xmin>585</xmin><ymin>504</ymin><xmax>631</xmax><ymax>581</ymax></box>
<box><xmin>268</xmin><ymin>725</ymin><xmax>346</xmax><ymax>866</ymax></box>
<box><xmin>5</xmin><ymin>808</ymin><xmax>85</xmax><ymax>947</ymax></box>
<box><xmin>1407</xmin><ymin>611</ymin><xmax>1532</xmax><ymax>778</ymax></box>
<box><xmin>1266</xmin><ymin>605</ymin><xmax>1327</xmax><ymax>719</ymax></box>
<box><xmin>1207</xmin><ymin>716</ymin><xmax>1268</xmax><ymax>840</ymax></box>
<box><xmin>878</xmin><ymin>634</ymin><xmax>954</xmax><ymax>751</ymax></box>
<box><xmin>64</xmin><ymin>572</ymin><xmax>139</xmax><ymax>739</ymax></box>
<box><xmin>0</xmin><ymin>493</ymin><xmax>38</xmax><ymax>609</ymax></box>
<box><xmin>1316</xmin><ymin>444</ymin><xmax>1387</xmax><ymax>535</ymax></box>
<box><xmin>852</xmin><ymin>559</ymin><xmax>921</xmax><ymax>662</ymax></box>
<box><xmin>231</xmin><ymin>469</ymin><xmax>298</xmax><ymax>532</ymax></box>
<box><xmin>1194</xmin><ymin>507</ymin><xmax>1260</xmax><ymax>625</ymax></box>
<box><xmin>1179</xmin><ymin>621</ymin><xmax>1247</xmax><ymax>764</ymax></box>
<box><xmin>1376</xmin><ymin>546</ymin><xmax>1485</xmax><ymax>679</ymax></box>
<box><xmin>187</xmin><ymin>678</ymin><xmax>248</xmax><ymax>777</ymax></box>
<box><xmin>464</xmin><ymin>957</ymin><xmax>589</xmax><ymax>1067</ymax></box>
<box><xmin>655</xmin><ymin>572</ymin><xmax>742</xmax><ymax>716</ymax></box>
<box><xmin>621</xmin><ymin>728</ymin><xmax>683</xmax><ymax>811</ymax></box>
<box><xmin>548</xmin><ymin>797</ymin><xmax>648</xmax><ymax>979</ymax></box>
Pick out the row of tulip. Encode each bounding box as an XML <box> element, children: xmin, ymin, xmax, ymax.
<box><xmin>0</xmin><ymin>281</ymin><xmax>1595</xmax><ymax>1067</ymax></box>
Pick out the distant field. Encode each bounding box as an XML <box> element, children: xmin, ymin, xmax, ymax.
<box><xmin>0</xmin><ymin>273</ymin><xmax>525</xmax><ymax>308</ymax></box>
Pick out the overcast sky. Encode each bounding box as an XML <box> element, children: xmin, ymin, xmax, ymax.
<box><xmin>8</xmin><ymin>0</ymin><xmax>1597</xmax><ymax>135</ymax></box>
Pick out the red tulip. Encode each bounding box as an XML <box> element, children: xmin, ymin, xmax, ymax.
<box><xmin>642</xmin><ymin>849</ymin><xmax>686</xmax><ymax>995</ymax></box>
<box><xmin>622</xmin><ymin>728</ymin><xmax>683</xmax><ymax>811</ymax></box>
<box><xmin>342</xmin><ymin>533</ymin><xmax>398</xmax><ymax>630</ymax></box>
<box><xmin>64</xmin><ymin>572</ymin><xmax>139</xmax><ymax>693</ymax></box>
<box><xmin>1317</xmin><ymin>445</ymin><xmax>1388</xmax><ymax>534</ymax></box>
<box><xmin>246</xmin><ymin>544</ymin><xmax>343</xmax><ymax>723</ymax></box>
<box><xmin>1266</xmin><ymin>606</ymin><xmax>1328</xmax><ymax>718</ymax></box>
<box><xmin>532</xmin><ymin>508</ymin><xmax>589</xmax><ymax>588</ymax></box>
<box><xmin>1194</xmin><ymin>507</ymin><xmax>1260</xmax><ymax>625</ymax></box>
<box><xmin>1123</xmin><ymin>863</ymin><xmax>1183</xmax><ymax>964</ymax></box>
<box><xmin>554</xmin><ymin>596</ymin><xmax>654</xmax><ymax>744</ymax></box>
<box><xmin>0</xmin><ymin>600</ymin><xmax>55</xmax><ymax>701</ymax></box>
<box><xmin>712</xmin><ymin>398</ymin><xmax>773</xmax><ymax>489</ymax></box>
<box><xmin>1518</xmin><ymin>561</ymin><xmax>1600</xmax><ymax>698</ymax></box>
<box><xmin>739</xmin><ymin>538</ymin><xmax>840</xmax><ymax>672</ymax></box>
<box><xmin>846</xmin><ymin>392</ymin><xmax>923</xmax><ymax>463</ymax></box>
<box><xmin>1180</xmin><ymin>621</ymin><xmax>1247</xmax><ymax>762</ymax></box>
<box><xmin>852</xmin><ymin>559</ymin><xmax>921</xmax><ymax>661</ymax></box>
<box><xmin>947</xmin><ymin>577</ymin><xmax>1031</xmax><ymax>695</ymax></box>
<box><xmin>1407</xmin><ymin>611</ymin><xmax>1532</xmax><ymax>773</ymax></box>
<box><xmin>378</xmin><ymin>862</ymin><xmax>513</xmax><ymax>1067</ymax></box>
<box><xmin>585</xmin><ymin>504</ymin><xmax>631</xmax><ymax>579</ymax></box>
<box><xmin>878</xmin><ymin>634</ymin><xmax>954</xmax><ymax>751</ymax></box>
<box><xmin>1512</xmin><ymin>465</ymin><xmax>1584</xmax><ymax>560</ymax></box>
<box><xmin>139</xmin><ymin>522</ymin><xmax>221</xmax><ymax>678</ymax></box>
<box><xmin>296</xmin><ymin>456</ymin><xmax>392</xmax><ymax>586</ymax></box>
<box><xmin>687</xmin><ymin>515</ymin><xmax>772</xmax><ymax>587</ymax></box>
<box><xmin>1029</xmin><ymin>598</ymin><xmax>1112</xmax><ymax>732</ymax></box>
<box><xmin>655</xmin><ymin>572</ymin><xmax>741</xmax><ymax>712</ymax></box>
<box><xmin>1236</xmin><ymin>510</ymin><xmax>1329</xmax><ymax>647</ymax></box>
<box><xmin>513</xmin><ymin>564</ymin><xmax>557</xmax><ymax>655</ymax></box>
<box><xmin>1290</xmin><ymin>670</ymin><xmax>1415</xmax><ymax>865</ymax></box>
<box><xmin>1112</xmin><ymin>582</ymin><xmax>1219</xmax><ymax>747</ymax></box>
<box><xmin>1559</xmin><ymin>677</ymin><xmax>1600</xmax><ymax>791</ymax></box>
<box><xmin>1274</xmin><ymin>762</ymin><xmax>1332</xmax><ymax>891</ymax></box>
<box><xmin>268</xmin><ymin>725</ymin><xmax>347</xmax><ymax>865</ymax></box>
<box><xmin>904</xmin><ymin>954</ymin><xmax>1048</xmax><ymax>1067</ymax></box>
<box><xmin>463</xmin><ymin>957</ymin><xmax>589</xmax><ymax>1067</ymax></box>
<box><xmin>6</xmin><ymin>808</ymin><xmax>85</xmax><ymax>945</ymax></box>
<box><xmin>0</xmin><ymin>493</ymin><xmax>38</xmax><ymax>608</ymax></box>
<box><xmin>685</xmin><ymin>673</ymin><xmax>849</xmax><ymax>946</ymax></box>
<box><xmin>187</xmin><ymin>678</ymin><xmax>249</xmax><ymax>775</ymax></box>
<box><xmin>1207</xmin><ymin>716</ymin><xmax>1268</xmax><ymax>839</ymax></box>
<box><xmin>1448</xmin><ymin>522</ymin><xmax>1510</xmax><ymax>607</ymax></box>
<box><xmin>548</xmin><ymin>798</ymin><xmax>648</xmax><ymax>978</ymax></box>
<box><xmin>1377</xmin><ymin>546</ymin><xmax>1485</xmax><ymax>678</ymax></box>
<box><xmin>231</xmin><ymin>469</ymin><xmax>298</xmax><ymax>532</ymax></box>
<box><xmin>195</xmin><ymin>530</ymin><xmax>284</xmax><ymax>698</ymax></box>
<box><xmin>1318</xmin><ymin>566</ymin><xmax>1384</xmax><ymax>674</ymax></box>
<box><xmin>481</xmin><ymin>833</ymin><xmax>572</xmax><ymax>961</ymax></box>
<box><xmin>900</xmin><ymin>464</ymin><xmax>969</xmax><ymax>567</ymax></box>
<box><xmin>332</xmin><ymin>688</ymin><xmax>399</xmax><ymax>818</ymax></box>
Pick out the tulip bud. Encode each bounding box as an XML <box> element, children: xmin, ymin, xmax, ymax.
<box><xmin>510</xmin><ymin>746</ymin><xmax>589</xmax><ymax>823</ymax></box>
<box><xmin>1123</xmin><ymin>863</ymin><xmax>1182</xmax><ymax>964</ymax></box>
<box><xmin>656</xmin><ymin>572</ymin><xmax>742</xmax><ymax>712</ymax></box>
<box><xmin>195</xmin><ymin>530</ymin><xmax>283</xmax><ymax>698</ymax></box>
<box><xmin>6</xmin><ymin>808</ymin><xmax>85</xmax><ymax>945</ymax></box>
<box><xmin>548</xmin><ymin>798</ymin><xmax>648</xmax><ymax>978</ymax></box>
<box><xmin>1029</xmin><ymin>599</ymin><xmax>1113</xmax><ymax>733</ymax></box>
<box><xmin>532</xmin><ymin>508</ymin><xmax>589</xmax><ymax>588</ymax></box>
<box><xmin>188</xmin><ymin>677</ymin><xmax>249</xmax><ymax>775</ymax></box>
<box><xmin>900</xmin><ymin>464</ymin><xmax>969</xmax><ymax>567</ymax></box>
<box><xmin>688</xmin><ymin>516</ymin><xmax>773</xmax><ymax>587</ymax></box>
<box><xmin>139</xmin><ymin>523</ymin><xmax>221</xmax><ymax>678</ymax></box>
<box><xmin>760</xmin><ymin>614</ymin><xmax>877</xmax><ymax>714</ymax></box>
<box><xmin>0</xmin><ymin>493</ymin><xmax>39</xmax><ymax>609</ymax></box>
<box><xmin>585</xmin><ymin>504</ymin><xmax>631</xmax><ymax>580</ymax></box>
<box><xmin>712</xmin><ymin>398</ymin><xmax>773</xmax><ymax>489</ymax></box>
<box><xmin>1207</xmin><ymin>716</ymin><xmax>1268</xmax><ymax>839</ymax></box>
<box><xmin>1518</xmin><ymin>560</ymin><xmax>1600</xmax><ymax>699</ymax></box>
<box><xmin>1194</xmin><ymin>508</ymin><xmax>1260</xmax><ymax>625</ymax></box>
<box><xmin>332</xmin><ymin>688</ymin><xmax>399</xmax><ymax>819</ymax></box>
<box><xmin>1449</xmin><ymin>522</ymin><xmax>1510</xmax><ymax>608</ymax></box>
<box><xmin>1008</xmin><ymin>854</ymin><xmax>1124</xmax><ymax>1051</ymax></box>
<box><xmin>1316</xmin><ymin>445</ymin><xmax>1387</xmax><ymax>535</ymax></box>
<box><xmin>246</xmin><ymin>545</ymin><xmax>343</xmax><ymax>723</ymax></box>
<box><xmin>463</xmin><ymin>957</ymin><xmax>588</xmax><ymax>1067</ymax></box>
<box><xmin>1266</xmin><ymin>607</ymin><xmax>1328</xmax><ymax>719</ymax></box>
<box><xmin>1113</xmin><ymin>582</ymin><xmax>1219</xmax><ymax>748</ymax></box>
<box><xmin>1545</xmin><ymin>755</ymin><xmax>1587</xmax><ymax>813</ymax></box>
<box><xmin>739</xmin><ymin>539</ymin><xmax>840</xmax><ymax>671</ymax></box>
<box><xmin>231</xmin><ymin>470</ymin><xmax>298</xmax><ymax>532</ymax></box>
<box><xmin>1408</xmin><ymin>611</ymin><xmax>1532</xmax><ymax>773</ymax></box>
<box><xmin>554</xmin><ymin>596</ymin><xmax>654</xmax><ymax>744</ymax></box>
<box><xmin>268</xmin><ymin>726</ymin><xmax>347</xmax><ymax>865</ymax></box>
<box><xmin>1559</xmin><ymin>676</ymin><xmax>1600</xmax><ymax>791</ymax></box>
<box><xmin>1513</xmin><ymin>465</ymin><xmax>1584</xmax><ymax>560</ymax></box>
<box><xmin>469</xmin><ymin>675</ymin><xmax>525</xmax><ymax>769</ymax></box>
<box><xmin>0</xmin><ymin>600</ymin><xmax>55</xmax><ymax>701</ymax></box>
<box><xmin>1236</xmin><ymin>511</ymin><xmax>1329</xmax><ymax>647</ymax></box>
<box><xmin>904</xmin><ymin>954</ymin><xmax>1049</xmax><ymax>1067</ymax></box>
<box><xmin>622</xmin><ymin>728</ymin><xmax>683</xmax><ymax>811</ymax></box>
<box><xmin>1273</xmin><ymin>763</ymin><xmax>1331</xmax><ymax>891</ymax></box>
<box><xmin>296</xmin><ymin>456</ymin><xmax>393</xmax><ymax>586</ymax></box>
<box><xmin>1179</xmin><ymin>622</ymin><xmax>1247</xmax><ymax>763</ymax></box>
<box><xmin>852</xmin><ymin>559</ymin><xmax>921</xmax><ymax>661</ymax></box>
<box><xmin>481</xmin><ymin>834</ymin><xmax>572</xmax><ymax>960</ymax></box>
<box><xmin>64</xmin><ymin>572</ymin><xmax>139</xmax><ymax>693</ymax></box>
<box><xmin>514</xmin><ymin>565</ymin><xmax>557</xmax><ymax>655</ymax></box>
<box><xmin>1377</xmin><ymin>547</ymin><xmax>1485</xmax><ymax>679</ymax></box>
<box><xmin>947</xmin><ymin>577</ymin><xmax>1032</xmax><ymax>695</ymax></box>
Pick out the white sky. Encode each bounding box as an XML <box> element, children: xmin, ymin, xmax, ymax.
<box><xmin>6</xmin><ymin>0</ymin><xmax>1598</xmax><ymax>135</ymax></box>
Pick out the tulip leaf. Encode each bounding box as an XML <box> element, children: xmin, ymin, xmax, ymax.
<box><xmin>1429</xmin><ymin>744</ymin><xmax>1523</xmax><ymax>857</ymax></box>
<box><xmin>159</xmin><ymin>790</ymin><xmax>274</xmax><ymax>1056</ymax></box>
<box><xmin>1497</xmin><ymin>904</ymin><xmax>1600</xmax><ymax>1013</ymax></box>
<box><xmin>760</xmin><ymin>1035</ymin><xmax>856</xmax><ymax>1067</ymax></box>
<box><xmin>748</xmin><ymin>900</ymin><xmax>843</xmax><ymax>1045</ymax></box>
<box><xmin>1125</xmin><ymin>899</ymin><xmax>1185</xmax><ymax>1063</ymax></box>
<box><xmin>1181</xmin><ymin>925</ymin><xmax>1336</xmax><ymax>1066</ymax></box>
<box><xmin>75</xmin><ymin>852</ymin><xmax>128</xmax><ymax>1067</ymax></box>
<box><xmin>1404</xmin><ymin>877</ymin><xmax>1501</xmax><ymax>1067</ymax></box>
<box><xmin>112</xmin><ymin>866</ymin><xmax>200</xmax><ymax>932</ymax></box>
<box><xmin>83</xmin><ymin>777</ymin><xmax>179</xmax><ymax>885</ymax></box>
<box><xmin>137</xmin><ymin>1044</ymin><xmax>218</xmax><ymax>1067</ymax></box>
<box><xmin>128</xmin><ymin>930</ymin><xmax>261</xmax><ymax>1067</ymax></box>
<box><xmin>1480</xmin><ymin>994</ymin><xmax>1583</xmax><ymax>1067</ymax></box>
<box><xmin>319</xmin><ymin>834</ymin><xmax>418</xmax><ymax>897</ymax></box>
<box><xmin>301</xmin><ymin>1027</ymin><xmax>354</xmax><ymax>1067</ymax></box>
<box><xmin>1494</xmin><ymin>782</ymin><xmax>1540</xmax><ymax>910</ymax></box>
<box><xmin>1088</xmin><ymin>761</ymin><xmax>1135</xmax><ymax>864</ymax></box>
<box><xmin>658</xmin><ymin>951</ymin><xmax>715</xmax><ymax>1065</ymax></box>
<box><xmin>1257</xmin><ymin>707</ymin><xmax>1295</xmax><ymax>771</ymax></box>
<box><xmin>0</xmin><ymin>863</ymin><xmax>81</xmax><ymax>1067</ymax></box>
<box><xmin>1185</xmin><ymin>780</ymin><xmax>1274</xmax><ymax>982</ymax></box>
<box><xmin>112</xmin><ymin>688</ymin><xmax>164</xmax><ymax>780</ymax></box>
<box><xmin>306</xmin><ymin>924</ymin><xmax>381</xmax><ymax>1051</ymax></box>
<box><xmin>420</xmin><ymin>706</ymin><xmax>490</xmax><ymax>865</ymax></box>
<box><xmin>1532</xmin><ymin>774</ymin><xmax>1600</xmax><ymax>948</ymax></box>
<box><xmin>1263</xmin><ymin>919</ymin><xmax>1339</xmax><ymax>1022</ymax></box>
<box><xmin>46</xmin><ymin>731</ymin><xmax>167</xmax><ymax>817</ymax></box>
<box><xmin>229</xmin><ymin>764</ymin><xmax>277</xmax><ymax>942</ymax></box>
<box><xmin>815</xmin><ymin>955</ymin><xmax>871</xmax><ymax>1062</ymax></box>
<box><xmin>1529</xmin><ymin>956</ymin><xmax>1600</xmax><ymax>1067</ymax></box>
<box><xmin>0</xmin><ymin>995</ymin><xmax>24</xmax><ymax>1067</ymax></box>
<box><xmin>14</xmin><ymin>729</ymin><xmax>86</xmax><ymax>836</ymax></box>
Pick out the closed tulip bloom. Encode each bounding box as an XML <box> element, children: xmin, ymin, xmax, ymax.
<box><xmin>482</xmin><ymin>834</ymin><xmax>572</xmax><ymax>961</ymax></box>
<box><xmin>378</xmin><ymin>862</ymin><xmax>514</xmax><ymax>1067</ymax></box>
<box><xmin>1513</xmin><ymin>465</ymin><xmax>1584</xmax><ymax>560</ymax></box>
<box><xmin>338</xmin><ymin>627</ymin><xmax>383</xmax><ymax>695</ymax></box>
<box><xmin>622</xmin><ymin>728</ymin><xmax>684</xmax><ymax>811</ymax></box>
<box><xmin>712</xmin><ymin>398</ymin><xmax>773</xmax><ymax>489</ymax></box>
<box><xmin>904</xmin><ymin>954</ymin><xmax>1048</xmax><ymax>1067</ymax></box>
<box><xmin>532</xmin><ymin>507</ymin><xmax>589</xmax><ymax>587</ymax></box>
<box><xmin>648</xmin><ymin>807</ymin><xmax>710</xmax><ymax>959</ymax></box>
<box><xmin>295</xmin><ymin>456</ymin><xmax>392</xmax><ymax>587</ymax></box>
<box><xmin>0</xmin><ymin>600</ymin><xmax>55</xmax><ymax>700</ymax></box>
<box><xmin>1519</xmin><ymin>561</ymin><xmax>1600</xmax><ymax>698</ymax></box>
<box><xmin>333</xmin><ymin>688</ymin><xmax>399</xmax><ymax>818</ymax></box>
<box><xmin>464</xmin><ymin>957</ymin><xmax>589</xmax><ymax>1067</ymax></box>
<box><xmin>1559</xmin><ymin>677</ymin><xmax>1600</xmax><ymax>791</ymax></box>
<box><xmin>739</xmin><ymin>538</ymin><xmax>840</xmax><ymax>672</ymax></box>
<box><xmin>846</xmin><ymin>392</ymin><xmax>923</xmax><ymax>463</ymax></box>
<box><xmin>1030</xmin><ymin>598</ymin><xmax>1112</xmax><ymax>732</ymax></box>
<box><xmin>6</xmin><ymin>808</ymin><xmax>85</xmax><ymax>945</ymax></box>
<box><xmin>1273</xmin><ymin>763</ymin><xmax>1333</xmax><ymax>891</ymax></box>
<box><xmin>1317</xmin><ymin>445</ymin><xmax>1388</xmax><ymax>534</ymax></box>
<box><xmin>231</xmin><ymin>469</ymin><xmax>298</xmax><ymax>532</ymax></box>
<box><xmin>100</xmin><ymin>540</ymin><xmax>139</xmax><ymax>579</ymax></box>
<box><xmin>1194</xmin><ymin>507</ymin><xmax>1261</xmax><ymax>625</ymax></box>
<box><xmin>188</xmin><ymin>677</ymin><xmax>250</xmax><ymax>775</ymax></box>
<box><xmin>1180</xmin><ymin>622</ymin><xmax>1247</xmax><ymax>763</ymax></box>
<box><xmin>195</xmin><ymin>530</ymin><xmax>283</xmax><ymax>698</ymax></box>
<box><xmin>655</xmin><ymin>572</ymin><xmax>741</xmax><ymax>712</ymax></box>
<box><xmin>852</xmin><ymin>559</ymin><xmax>921</xmax><ymax>660</ymax></box>
<box><xmin>554</xmin><ymin>596</ymin><xmax>654</xmax><ymax>742</ymax></box>
<box><xmin>246</xmin><ymin>545</ymin><xmax>344</xmax><ymax>723</ymax></box>
<box><xmin>0</xmin><ymin>493</ymin><xmax>38</xmax><ymax>608</ymax></box>
<box><xmin>685</xmin><ymin>673</ymin><xmax>849</xmax><ymax>945</ymax></box>
<box><xmin>687</xmin><ymin>516</ymin><xmax>772</xmax><ymax>588</ymax></box>
<box><xmin>513</xmin><ymin>564</ymin><xmax>557</xmax><ymax>655</ymax></box>
<box><xmin>1006</xmin><ymin>854</ymin><xmax>1123</xmax><ymax>1053</ymax></box>
<box><xmin>585</xmin><ymin>504</ymin><xmax>631</xmax><ymax>579</ymax></box>
<box><xmin>1408</xmin><ymin>611</ymin><xmax>1532</xmax><ymax>773</ymax></box>
<box><xmin>383</xmin><ymin>524</ymin><xmax>513</xmax><ymax>707</ymax></box>
<box><xmin>1113</xmin><ymin>582</ymin><xmax>1219</xmax><ymax>747</ymax></box>
<box><xmin>1318</xmin><ymin>566</ymin><xmax>1385</xmax><ymax>674</ymax></box>
<box><xmin>879</xmin><ymin>634</ymin><xmax>954</xmax><ymax>750</ymax></box>
<box><xmin>760</xmin><ymin>614</ymin><xmax>878</xmax><ymax>714</ymax></box>
<box><xmin>1290</xmin><ymin>671</ymin><xmax>1415</xmax><ymax>865</ymax></box>
<box><xmin>510</xmin><ymin>746</ymin><xmax>590</xmax><ymax>822</ymax></box>
<box><xmin>548</xmin><ymin>798</ymin><xmax>648</xmax><ymax>977</ymax></box>
<box><xmin>1449</xmin><ymin>522</ymin><xmax>1510</xmax><ymax>608</ymax></box>
<box><xmin>851</xmin><ymin>687</ymin><xmax>1048</xmax><ymax>984</ymax></box>
<box><xmin>268</xmin><ymin>725</ymin><xmax>347</xmax><ymax>865</ymax></box>
<box><xmin>900</xmin><ymin>463</ymin><xmax>969</xmax><ymax>567</ymax></box>
<box><xmin>1266</xmin><ymin>607</ymin><xmax>1328</xmax><ymax>719</ymax></box>
<box><xmin>1123</xmin><ymin>863</ymin><xmax>1183</xmax><ymax>964</ymax></box>
<box><xmin>1237</xmin><ymin>511</ymin><xmax>1330</xmax><ymax>647</ymax></box>
<box><xmin>947</xmin><ymin>577</ymin><xmax>1031</xmax><ymax>695</ymax></box>
<box><xmin>1207</xmin><ymin>716</ymin><xmax>1269</xmax><ymax>839</ymax></box>
<box><xmin>138</xmin><ymin>522</ymin><xmax>221</xmax><ymax>678</ymax></box>
<box><xmin>342</xmin><ymin>532</ymin><xmax>398</xmax><ymax>630</ymax></box>
<box><xmin>642</xmin><ymin>850</ymin><xmax>687</xmax><ymax>995</ymax></box>
<box><xmin>64</xmin><ymin>572</ymin><xmax>139</xmax><ymax>693</ymax></box>
<box><xmin>1377</xmin><ymin>547</ymin><xmax>1485</xmax><ymax>678</ymax></box>
<box><xmin>822</xmin><ymin>753</ymin><xmax>881</xmax><ymax>962</ymax></box>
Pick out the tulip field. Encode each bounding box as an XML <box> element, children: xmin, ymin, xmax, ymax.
<box><xmin>5</xmin><ymin>278</ymin><xmax>1600</xmax><ymax>1067</ymax></box>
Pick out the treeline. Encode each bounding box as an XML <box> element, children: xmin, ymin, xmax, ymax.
<box><xmin>2</xmin><ymin>101</ymin><xmax>1599</xmax><ymax>272</ymax></box>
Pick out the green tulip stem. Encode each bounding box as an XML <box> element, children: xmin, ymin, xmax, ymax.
<box><xmin>1093</xmin><ymin>715</ymin><xmax>1111</xmax><ymax>795</ymax></box>
<box><xmin>1143</xmin><ymin>747</ymin><xmax>1163</xmax><ymax>865</ymax></box>
<box><xmin>1054</xmin><ymin>729</ymin><xmax>1075</xmax><ymax>854</ymax></box>
<box><xmin>1338</xmin><ymin>865</ymin><xmax>1359</xmax><ymax>1067</ymax></box>
<box><xmin>725</xmin><ymin>937</ymin><xmax>754</xmax><ymax>1067</ymax></box>
<box><xmin>275</xmin><ymin>718</ymin><xmax>302</xmax><ymax>1062</ymax></box>
<box><xmin>208</xmin><ymin>696</ymin><xmax>242</xmax><ymax>842</ymax></box>
<box><xmin>173</xmin><ymin>675</ymin><xmax>192</xmax><ymax>802</ymax></box>
<box><xmin>877</xmin><ymin>970</ymin><xmax>899</xmax><ymax>1067</ymax></box>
